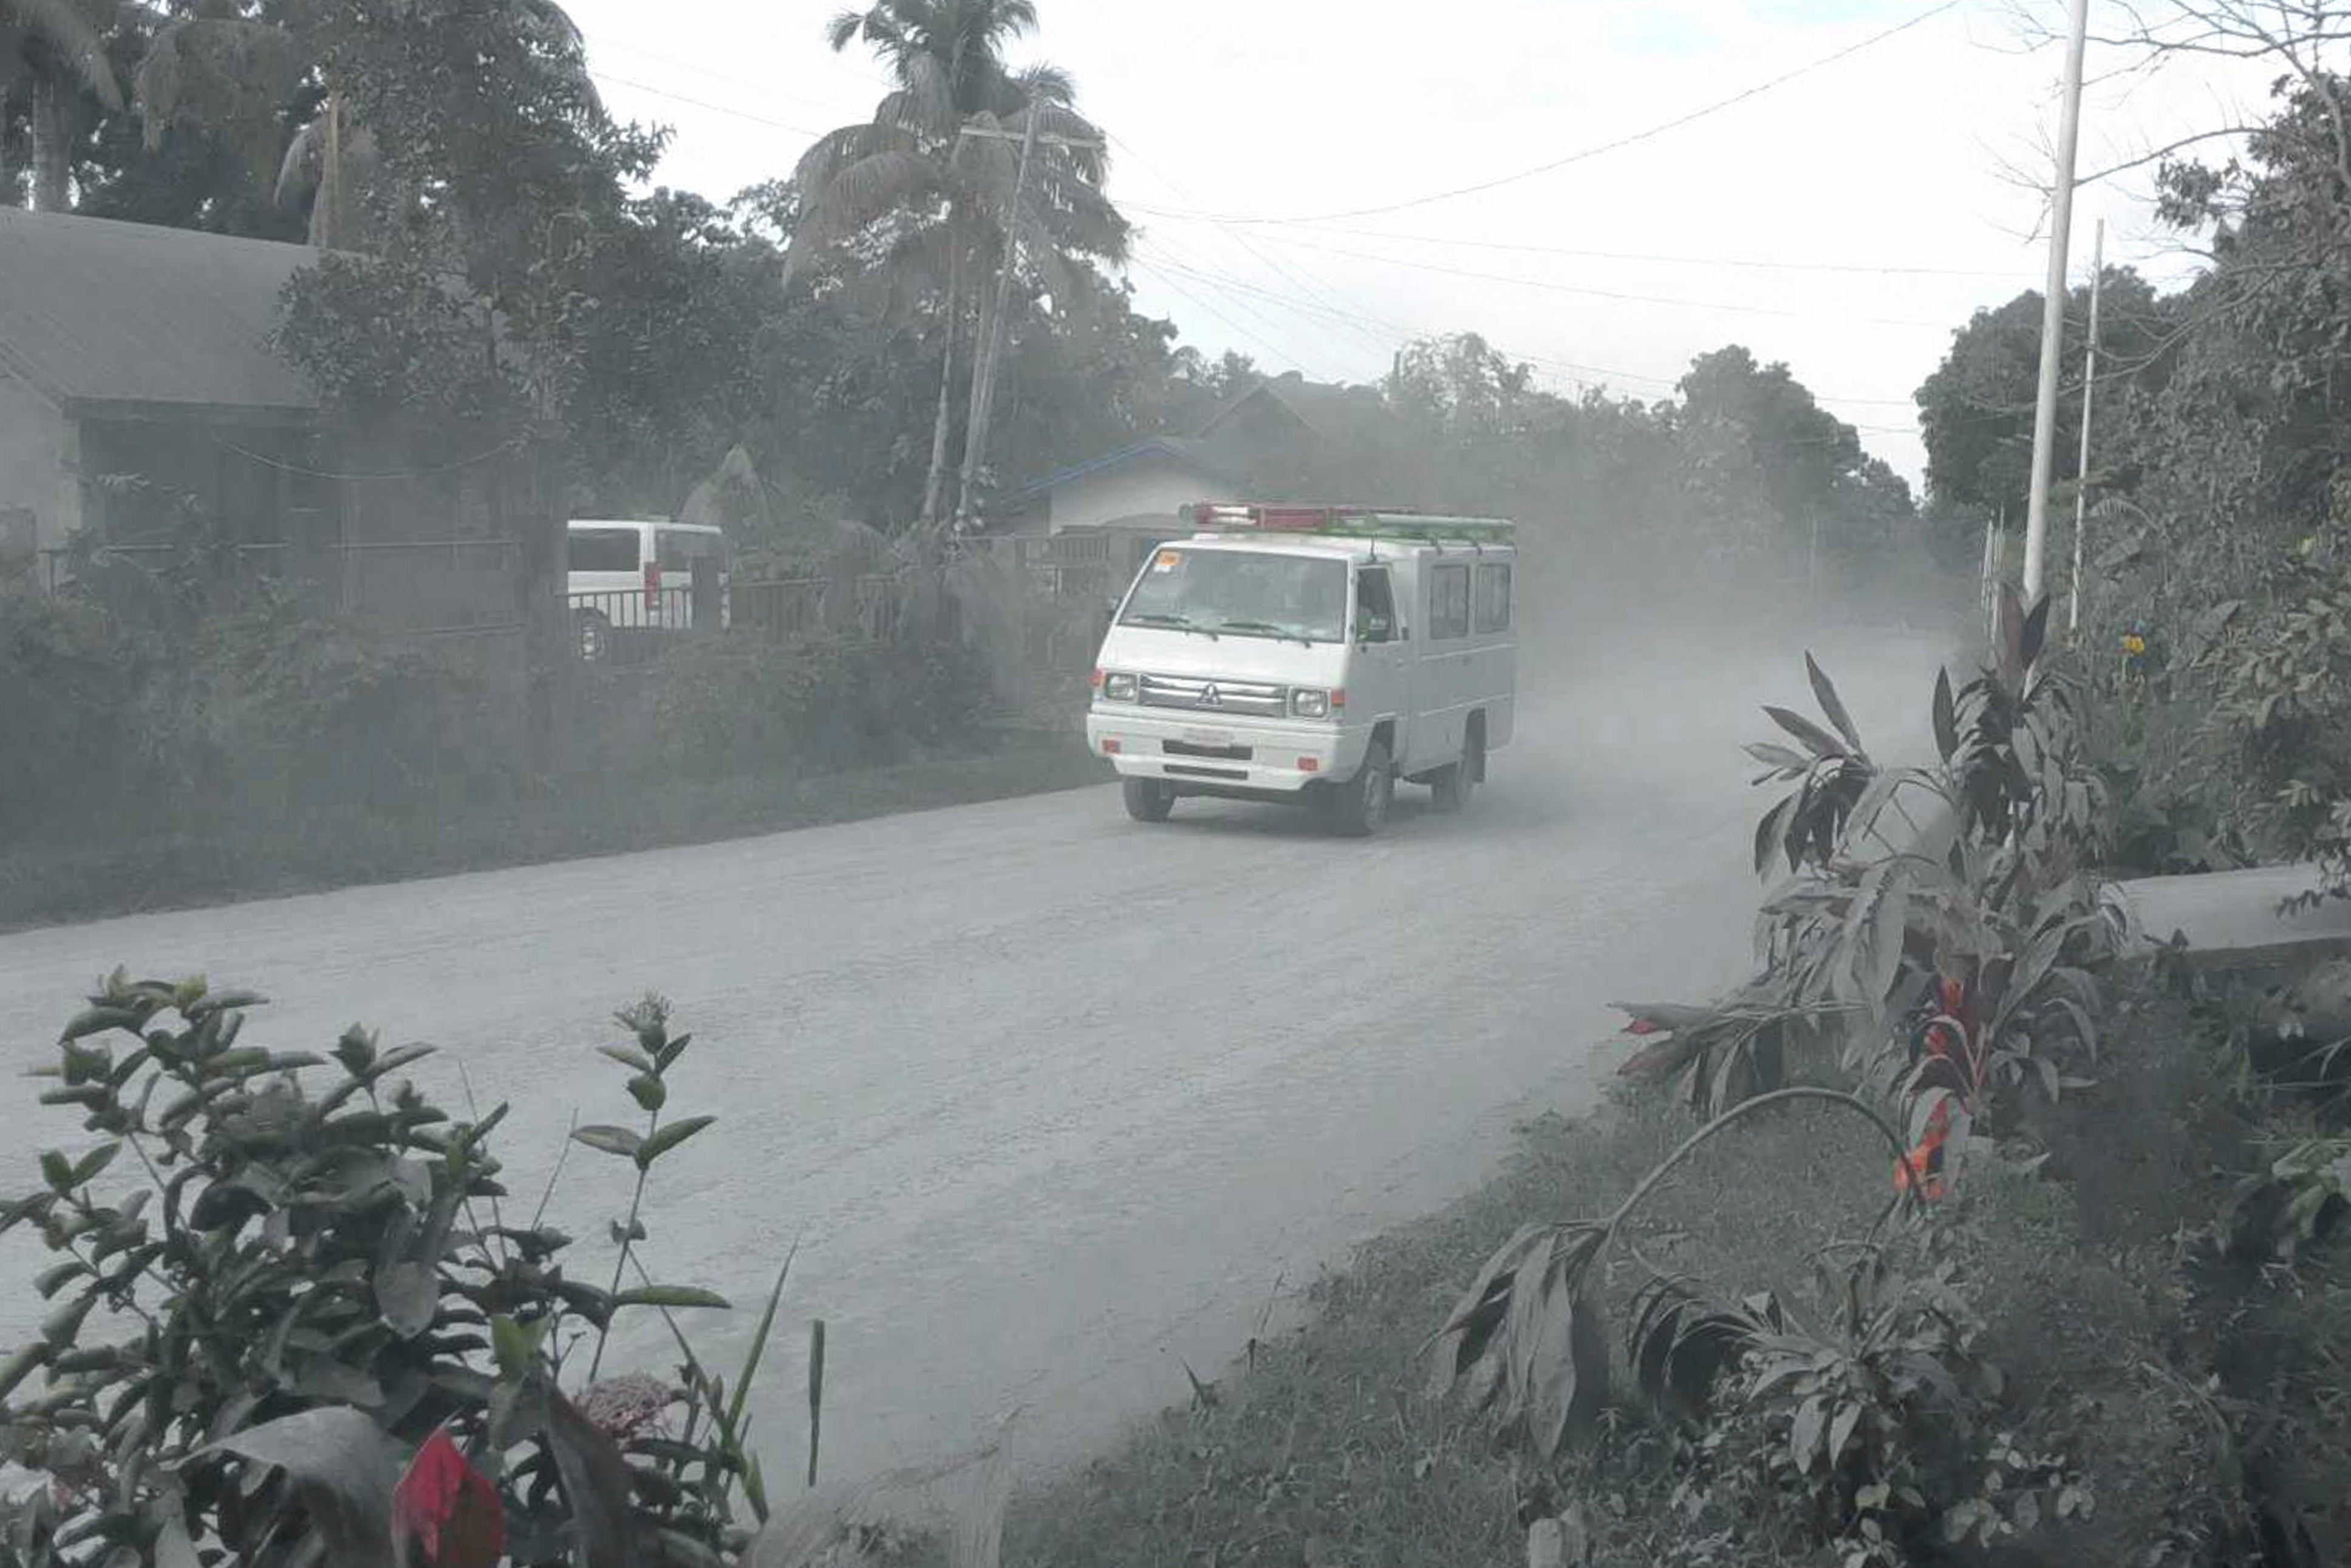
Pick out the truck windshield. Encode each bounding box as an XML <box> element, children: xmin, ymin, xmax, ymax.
<box><xmin>1119</xmin><ymin>548</ymin><xmax>1348</xmax><ymax>643</ymax></box>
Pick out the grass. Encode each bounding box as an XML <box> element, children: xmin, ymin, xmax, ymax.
<box><xmin>0</xmin><ymin>729</ymin><xmax>1110</xmax><ymax>932</ymax></box>
<box><xmin>985</xmin><ymin>967</ymin><xmax>2344</xmax><ymax>1568</ymax></box>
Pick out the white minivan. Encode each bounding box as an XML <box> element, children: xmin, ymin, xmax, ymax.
<box><xmin>566</xmin><ymin>519</ymin><xmax>730</xmax><ymax>661</ymax></box>
<box><xmin>1084</xmin><ymin>503</ymin><xmax>1517</xmax><ymax>836</ymax></box>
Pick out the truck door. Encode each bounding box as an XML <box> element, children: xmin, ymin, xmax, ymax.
<box><xmin>1349</xmin><ymin>565</ymin><xmax>1408</xmax><ymax>752</ymax></box>
<box><xmin>1419</xmin><ymin>559</ymin><xmax>1474</xmax><ymax>769</ymax></box>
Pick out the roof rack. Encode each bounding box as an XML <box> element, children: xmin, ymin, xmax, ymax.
<box><xmin>1182</xmin><ymin>502</ymin><xmax>1515</xmax><ymax>546</ymax></box>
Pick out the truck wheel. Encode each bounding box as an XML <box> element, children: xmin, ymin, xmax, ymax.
<box><xmin>1325</xmin><ymin>738</ymin><xmax>1394</xmax><ymax>837</ymax></box>
<box><xmin>1122</xmin><ymin>777</ymin><xmax>1176</xmax><ymax>823</ymax></box>
<box><xmin>1430</xmin><ymin>728</ymin><xmax>1483</xmax><ymax>813</ymax></box>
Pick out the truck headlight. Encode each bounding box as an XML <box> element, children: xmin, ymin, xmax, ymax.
<box><xmin>1100</xmin><ymin>671</ymin><xmax>1139</xmax><ymax>701</ymax></box>
<box><xmin>1291</xmin><ymin>687</ymin><xmax>1330</xmax><ymax>718</ymax></box>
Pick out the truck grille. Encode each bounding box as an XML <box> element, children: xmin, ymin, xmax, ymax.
<box><xmin>1138</xmin><ymin>673</ymin><xmax>1288</xmax><ymax>716</ymax></box>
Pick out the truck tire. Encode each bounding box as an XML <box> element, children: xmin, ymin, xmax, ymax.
<box><xmin>1324</xmin><ymin>738</ymin><xmax>1394</xmax><ymax>838</ymax></box>
<box><xmin>1122</xmin><ymin>777</ymin><xmax>1176</xmax><ymax>823</ymax></box>
<box><xmin>1430</xmin><ymin>728</ymin><xmax>1483</xmax><ymax>813</ymax></box>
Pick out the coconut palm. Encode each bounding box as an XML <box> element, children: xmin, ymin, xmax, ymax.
<box><xmin>2</xmin><ymin>0</ymin><xmax>123</xmax><ymax>210</ymax></box>
<box><xmin>790</xmin><ymin>2</ymin><xmax>1127</xmax><ymax>529</ymax></box>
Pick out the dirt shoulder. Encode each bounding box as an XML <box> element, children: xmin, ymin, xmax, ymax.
<box><xmin>0</xmin><ymin>731</ymin><xmax>1109</xmax><ymax>934</ymax></box>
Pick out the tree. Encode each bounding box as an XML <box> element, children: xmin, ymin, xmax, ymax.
<box><xmin>789</xmin><ymin>0</ymin><xmax>1127</xmax><ymax>531</ymax></box>
<box><xmin>1</xmin><ymin>0</ymin><xmax>121</xmax><ymax>210</ymax></box>
<box><xmin>1913</xmin><ymin>268</ymin><xmax>2178</xmax><ymax>528</ymax></box>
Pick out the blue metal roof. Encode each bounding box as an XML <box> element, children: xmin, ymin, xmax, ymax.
<box><xmin>999</xmin><ymin>435</ymin><xmax>1240</xmax><ymax>513</ymax></box>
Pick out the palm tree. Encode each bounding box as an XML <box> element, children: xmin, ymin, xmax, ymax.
<box><xmin>2</xmin><ymin>0</ymin><xmax>123</xmax><ymax>210</ymax></box>
<box><xmin>790</xmin><ymin>1</ymin><xmax>1127</xmax><ymax>530</ymax></box>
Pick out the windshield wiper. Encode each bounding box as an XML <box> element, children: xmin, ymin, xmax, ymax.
<box><xmin>1216</xmin><ymin>619</ymin><xmax>1315</xmax><ymax>647</ymax></box>
<box><xmin>1127</xmin><ymin>612</ymin><xmax>1218</xmax><ymax>639</ymax></box>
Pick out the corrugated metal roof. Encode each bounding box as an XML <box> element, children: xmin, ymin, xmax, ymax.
<box><xmin>999</xmin><ymin>435</ymin><xmax>1240</xmax><ymax>511</ymax></box>
<box><xmin>0</xmin><ymin>208</ymin><xmax>320</xmax><ymax>415</ymax></box>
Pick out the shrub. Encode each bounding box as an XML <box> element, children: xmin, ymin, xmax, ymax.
<box><xmin>0</xmin><ymin>975</ymin><xmax>796</xmax><ymax>1567</ymax></box>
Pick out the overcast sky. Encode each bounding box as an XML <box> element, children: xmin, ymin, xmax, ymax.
<box><xmin>557</xmin><ymin>0</ymin><xmax>2279</xmax><ymax>490</ymax></box>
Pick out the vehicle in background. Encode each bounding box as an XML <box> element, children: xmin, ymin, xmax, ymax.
<box><xmin>1084</xmin><ymin>503</ymin><xmax>1518</xmax><ymax>837</ymax></box>
<box><xmin>567</xmin><ymin>519</ymin><xmax>730</xmax><ymax>662</ymax></box>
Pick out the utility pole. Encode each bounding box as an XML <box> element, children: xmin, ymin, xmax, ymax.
<box><xmin>952</xmin><ymin>115</ymin><xmax>1103</xmax><ymax>534</ymax></box>
<box><xmin>2068</xmin><ymin>218</ymin><xmax>2105</xmax><ymax>635</ymax></box>
<box><xmin>2021</xmin><ymin>0</ymin><xmax>2093</xmax><ymax>606</ymax></box>
<box><xmin>320</xmin><ymin>77</ymin><xmax>343</xmax><ymax>251</ymax></box>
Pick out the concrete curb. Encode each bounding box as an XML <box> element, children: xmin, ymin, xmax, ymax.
<box><xmin>2103</xmin><ymin>865</ymin><xmax>2351</xmax><ymax>972</ymax></box>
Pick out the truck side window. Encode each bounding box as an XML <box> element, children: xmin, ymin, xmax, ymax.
<box><xmin>1430</xmin><ymin>563</ymin><xmax>1471</xmax><ymax>641</ymax></box>
<box><xmin>1355</xmin><ymin>567</ymin><xmax>1396</xmax><ymax>643</ymax></box>
<box><xmin>1475</xmin><ymin>562</ymin><xmax>1512</xmax><ymax>633</ymax></box>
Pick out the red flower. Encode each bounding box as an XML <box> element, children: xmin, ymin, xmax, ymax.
<box><xmin>392</xmin><ymin>1427</ymin><xmax>505</xmax><ymax>1568</ymax></box>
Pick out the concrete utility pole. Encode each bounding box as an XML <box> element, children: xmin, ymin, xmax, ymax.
<box><xmin>2022</xmin><ymin>0</ymin><xmax>2093</xmax><ymax>605</ymax></box>
<box><xmin>2068</xmin><ymin>218</ymin><xmax>2105</xmax><ymax>634</ymax></box>
<box><xmin>954</xmin><ymin>117</ymin><xmax>1104</xmax><ymax>533</ymax></box>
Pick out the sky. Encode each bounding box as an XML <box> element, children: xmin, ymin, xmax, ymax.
<box><xmin>555</xmin><ymin>0</ymin><xmax>2284</xmax><ymax>491</ymax></box>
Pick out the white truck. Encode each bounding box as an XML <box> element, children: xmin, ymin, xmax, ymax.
<box><xmin>1084</xmin><ymin>503</ymin><xmax>1518</xmax><ymax>836</ymax></box>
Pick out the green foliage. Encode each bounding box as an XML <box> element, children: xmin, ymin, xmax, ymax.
<box><xmin>592</xmin><ymin>633</ymin><xmax>992</xmax><ymax>785</ymax></box>
<box><xmin>0</xmin><ymin>973</ymin><xmax>796</xmax><ymax>1567</ymax></box>
<box><xmin>1660</xmin><ymin>1233</ymin><xmax>2091</xmax><ymax>1565</ymax></box>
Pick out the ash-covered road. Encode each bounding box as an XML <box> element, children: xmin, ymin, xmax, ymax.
<box><xmin>0</xmin><ymin>624</ymin><xmax>1951</xmax><ymax>1488</ymax></box>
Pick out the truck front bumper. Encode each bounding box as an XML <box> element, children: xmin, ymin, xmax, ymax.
<box><xmin>1083</xmin><ymin>706</ymin><xmax>1363</xmax><ymax>796</ymax></box>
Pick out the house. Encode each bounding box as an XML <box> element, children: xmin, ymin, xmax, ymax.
<box><xmin>991</xmin><ymin>372</ymin><xmax>1382</xmax><ymax>582</ymax></box>
<box><xmin>0</xmin><ymin>208</ymin><xmax>544</xmax><ymax>652</ymax></box>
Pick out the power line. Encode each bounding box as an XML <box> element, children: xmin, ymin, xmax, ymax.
<box><xmin>1128</xmin><ymin>216</ymin><xmax>2038</xmax><ymax>282</ymax></box>
<box><xmin>1234</xmin><ymin>234</ymin><xmax>1959</xmax><ymax>330</ymax></box>
<box><xmin>1127</xmin><ymin>257</ymin><xmax>1339</xmax><ymax>382</ymax></box>
<box><xmin>1138</xmin><ymin>0</ymin><xmax>1964</xmax><ymax>226</ymax></box>
<box><xmin>1138</xmin><ymin>251</ymin><xmax>1922</xmax><ymax>428</ymax></box>
<box><xmin>588</xmin><ymin>70</ymin><xmax>832</xmax><ymax>140</ymax></box>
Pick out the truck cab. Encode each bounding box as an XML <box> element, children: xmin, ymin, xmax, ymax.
<box><xmin>1084</xmin><ymin>503</ymin><xmax>1518</xmax><ymax>836</ymax></box>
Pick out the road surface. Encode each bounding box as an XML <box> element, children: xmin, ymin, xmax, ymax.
<box><xmin>0</xmin><ymin>623</ymin><xmax>1953</xmax><ymax>1489</ymax></box>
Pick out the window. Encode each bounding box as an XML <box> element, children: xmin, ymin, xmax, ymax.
<box><xmin>657</xmin><ymin>527</ymin><xmax>729</xmax><ymax>573</ymax></box>
<box><xmin>1355</xmin><ymin>567</ymin><xmax>1396</xmax><ymax>643</ymax></box>
<box><xmin>1119</xmin><ymin>548</ymin><xmax>1351</xmax><ymax>643</ymax></box>
<box><xmin>568</xmin><ymin>527</ymin><xmax>640</xmax><ymax>573</ymax></box>
<box><xmin>1429</xmin><ymin>563</ymin><xmax>1471</xmax><ymax>641</ymax></box>
<box><xmin>1474</xmin><ymin>562</ymin><xmax>1512</xmax><ymax>634</ymax></box>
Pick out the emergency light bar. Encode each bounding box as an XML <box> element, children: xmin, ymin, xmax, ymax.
<box><xmin>1182</xmin><ymin>502</ymin><xmax>1515</xmax><ymax>545</ymax></box>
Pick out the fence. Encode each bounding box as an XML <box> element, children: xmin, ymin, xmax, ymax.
<box><xmin>40</xmin><ymin>537</ymin><xmax>527</xmax><ymax>641</ymax></box>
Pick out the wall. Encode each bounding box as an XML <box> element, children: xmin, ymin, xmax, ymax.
<box><xmin>0</xmin><ymin>375</ymin><xmax>81</xmax><ymax>575</ymax></box>
<box><xmin>1047</xmin><ymin>457</ymin><xmax>1235</xmax><ymax>533</ymax></box>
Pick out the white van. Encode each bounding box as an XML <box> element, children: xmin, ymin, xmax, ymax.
<box><xmin>1084</xmin><ymin>504</ymin><xmax>1517</xmax><ymax>836</ymax></box>
<box><xmin>566</xmin><ymin>519</ymin><xmax>731</xmax><ymax>661</ymax></box>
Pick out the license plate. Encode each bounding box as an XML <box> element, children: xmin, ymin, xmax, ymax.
<box><xmin>1182</xmin><ymin>728</ymin><xmax>1234</xmax><ymax>748</ymax></box>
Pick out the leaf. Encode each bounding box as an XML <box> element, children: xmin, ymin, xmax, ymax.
<box><xmin>1933</xmin><ymin>667</ymin><xmax>1959</xmax><ymax>763</ymax></box>
<box><xmin>0</xmin><ymin>1340</ymin><xmax>50</xmax><ymax>1401</ymax></box>
<box><xmin>191</xmin><ymin>1407</ymin><xmax>406</xmax><ymax>1568</ymax></box>
<box><xmin>808</xmin><ymin>1317</ymin><xmax>827</xmax><ymax>1488</ymax></box>
<box><xmin>613</xmin><ymin>1285</ymin><xmax>732</xmax><ymax>1311</ymax></box>
<box><xmin>490</xmin><ymin>1314</ymin><xmax>548</xmax><ymax>1382</ymax></box>
<box><xmin>1790</xmin><ymin>1392</ymin><xmax>1829</xmax><ymax>1473</ymax></box>
<box><xmin>1829</xmin><ymin>1399</ymin><xmax>1863</xmax><ymax>1463</ymax></box>
<box><xmin>542</xmin><ymin>1383</ymin><xmax>647</xmax><ymax>1568</ymax></box>
<box><xmin>571</xmin><ymin>1124</ymin><xmax>644</xmax><ymax>1159</ymax></box>
<box><xmin>1745</xmin><ymin>741</ymin><xmax>1811</xmax><ymax>772</ymax></box>
<box><xmin>1755</xmin><ymin>793</ymin><xmax>1801</xmax><ymax>878</ymax></box>
<box><xmin>1806</xmin><ymin>652</ymin><xmax>1865</xmax><ymax>753</ymax></box>
<box><xmin>377</xmin><ymin>1260</ymin><xmax>439</xmax><ymax>1340</ymax></box>
<box><xmin>2020</xmin><ymin>593</ymin><xmax>2052</xmax><ymax>668</ymax></box>
<box><xmin>1764</xmin><ymin>704</ymin><xmax>1850</xmax><ymax>760</ymax></box>
<box><xmin>1865</xmin><ymin>865</ymin><xmax>1912</xmax><ymax>1012</ymax></box>
<box><xmin>599</xmin><ymin>1045</ymin><xmax>655</xmax><ymax>1073</ymax></box>
<box><xmin>391</xmin><ymin>1428</ymin><xmax>505</xmax><ymax>1568</ymax></box>
<box><xmin>39</xmin><ymin>1150</ymin><xmax>74</xmax><ymax>1195</ymax></box>
<box><xmin>638</xmin><ymin>1114</ymin><xmax>717</xmax><ymax>1167</ymax></box>
<box><xmin>627</xmin><ymin>1074</ymin><xmax>667</xmax><ymax>1113</ymax></box>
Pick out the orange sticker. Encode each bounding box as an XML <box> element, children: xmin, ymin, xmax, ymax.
<box><xmin>1153</xmin><ymin>551</ymin><xmax>1181</xmax><ymax>571</ymax></box>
